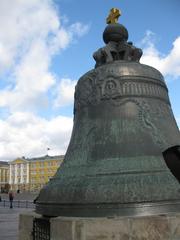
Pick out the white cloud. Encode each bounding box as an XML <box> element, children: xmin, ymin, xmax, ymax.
<box><xmin>0</xmin><ymin>0</ymin><xmax>89</xmax><ymax>161</ymax></box>
<box><xmin>0</xmin><ymin>0</ymin><xmax>89</xmax><ymax>112</ymax></box>
<box><xmin>0</xmin><ymin>0</ymin><xmax>58</xmax><ymax>72</ymax></box>
<box><xmin>54</xmin><ymin>78</ymin><xmax>77</xmax><ymax>108</ymax></box>
<box><xmin>0</xmin><ymin>112</ymin><xmax>73</xmax><ymax>161</ymax></box>
<box><xmin>69</xmin><ymin>22</ymin><xmax>90</xmax><ymax>38</ymax></box>
<box><xmin>140</xmin><ymin>31</ymin><xmax>180</xmax><ymax>79</ymax></box>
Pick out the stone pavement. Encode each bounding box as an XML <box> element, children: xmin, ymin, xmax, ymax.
<box><xmin>0</xmin><ymin>207</ymin><xmax>34</xmax><ymax>240</ymax></box>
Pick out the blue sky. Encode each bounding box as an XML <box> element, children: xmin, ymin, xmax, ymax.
<box><xmin>0</xmin><ymin>0</ymin><xmax>180</xmax><ymax>161</ymax></box>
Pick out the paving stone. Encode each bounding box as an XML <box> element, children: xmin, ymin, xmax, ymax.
<box><xmin>0</xmin><ymin>207</ymin><xmax>32</xmax><ymax>240</ymax></box>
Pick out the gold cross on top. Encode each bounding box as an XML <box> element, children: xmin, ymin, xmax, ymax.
<box><xmin>106</xmin><ymin>8</ymin><xmax>121</xmax><ymax>24</ymax></box>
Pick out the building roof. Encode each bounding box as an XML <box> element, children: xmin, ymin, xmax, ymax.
<box><xmin>28</xmin><ymin>155</ymin><xmax>64</xmax><ymax>162</ymax></box>
<box><xmin>9</xmin><ymin>155</ymin><xmax>64</xmax><ymax>164</ymax></box>
<box><xmin>0</xmin><ymin>161</ymin><xmax>9</xmax><ymax>166</ymax></box>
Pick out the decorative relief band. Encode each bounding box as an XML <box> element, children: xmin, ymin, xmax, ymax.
<box><xmin>74</xmin><ymin>73</ymin><xmax>170</xmax><ymax>112</ymax></box>
<box><xmin>101</xmin><ymin>80</ymin><xmax>168</xmax><ymax>100</ymax></box>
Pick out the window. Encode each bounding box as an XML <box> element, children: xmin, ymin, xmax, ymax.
<box><xmin>39</xmin><ymin>162</ymin><xmax>44</xmax><ymax>167</ymax></box>
<box><xmin>31</xmin><ymin>163</ymin><xmax>36</xmax><ymax>168</ymax></box>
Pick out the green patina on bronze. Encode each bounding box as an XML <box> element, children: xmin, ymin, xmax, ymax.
<box><xmin>36</xmin><ymin>11</ymin><xmax>180</xmax><ymax>217</ymax></box>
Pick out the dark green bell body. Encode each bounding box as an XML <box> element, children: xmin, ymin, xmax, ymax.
<box><xmin>36</xmin><ymin>23</ymin><xmax>180</xmax><ymax>217</ymax></box>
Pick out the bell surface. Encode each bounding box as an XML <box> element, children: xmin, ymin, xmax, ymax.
<box><xmin>36</xmin><ymin>22</ymin><xmax>180</xmax><ymax>218</ymax></box>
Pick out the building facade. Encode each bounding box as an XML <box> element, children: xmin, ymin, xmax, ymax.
<box><xmin>9</xmin><ymin>155</ymin><xmax>64</xmax><ymax>192</ymax></box>
<box><xmin>0</xmin><ymin>161</ymin><xmax>9</xmax><ymax>193</ymax></box>
<box><xmin>29</xmin><ymin>155</ymin><xmax>63</xmax><ymax>192</ymax></box>
<box><xmin>9</xmin><ymin>157</ymin><xmax>30</xmax><ymax>191</ymax></box>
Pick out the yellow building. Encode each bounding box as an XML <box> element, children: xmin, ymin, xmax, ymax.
<box><xmin>0</xmin><ymin>161</ymin><xmax>9</xmax><ymax>193</ymax></box>
<box><xmin>9</xmin><ymin>155</ymin><xmax>64</xmax><ymax>192</ymax></box>
<box><xmin>29</xmin><ymin>155</ymin><xmax>64</xmax><ymax>192</ymax></box>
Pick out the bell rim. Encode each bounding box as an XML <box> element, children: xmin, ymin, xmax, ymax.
<box><xmin>36</xmin><ymin>199</ymin><xmax>180</xmax><ymax>218</ymax></box>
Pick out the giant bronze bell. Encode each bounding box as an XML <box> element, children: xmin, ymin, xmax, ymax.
<box><xmin>36</xmin><ymin>9</ymin><xmax>180</xmax><ymax>217</ymax></box>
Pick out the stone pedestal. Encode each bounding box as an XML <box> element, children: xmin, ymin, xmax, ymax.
<box><xmin>19</xmin><ymin>212</ymin><xmax>180</xmax><ymax>240</ymax></box>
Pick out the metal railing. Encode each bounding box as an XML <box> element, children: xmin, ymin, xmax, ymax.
<box><xmin>0</xmin><ymin>199</ymin><xmax>35</xmax><ymax>208</ymax></box>
<box><xmin>33</xmin><ymin>218</ymin><xmax>50</xmax><ymax>240</ymax></box>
